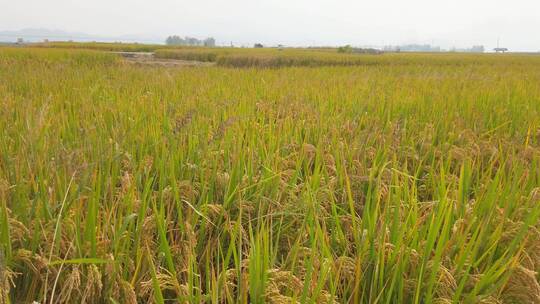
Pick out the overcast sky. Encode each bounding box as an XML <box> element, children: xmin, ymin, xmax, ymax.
<box><xmin>1</xmin><ymin>0</ymin><xmax>539</xmax><ymax>51</ymax></box>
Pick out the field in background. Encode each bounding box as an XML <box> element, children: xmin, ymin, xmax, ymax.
<box><xmin>154</xmin><ymin>48</ymin><xmax>540</xmax><ymax>68</ymax></box>
<box><xmin>25</xmin><ymin>41</ymin><xmax>540</xmax><ymax>67</ymax></box>
<box><xmin>1</xmin><ymin>46</ymin><xmax>540</xmax><ymax>303</ymax></box>
<box><xmin>31</xmin><ymin>41</ymin><xmax>172</xmax><ymax>52</ymax></box>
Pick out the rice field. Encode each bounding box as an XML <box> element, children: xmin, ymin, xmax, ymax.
<box><xmin>0</xmin><ymin>46</ymin><xmax>540</xmax><ymax>303</ymax></box>
<box><xmin>154</xmin><ymin>48</ymin><xmax>540</xmax><ymax>68</ymax></box>
<box><xmin>32</xmin><ymin>41</ymin><xmax>174</xmax><ymax>53</ymax></box>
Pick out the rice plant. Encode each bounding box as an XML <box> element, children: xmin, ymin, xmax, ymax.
<box><xmin>0</xmin><ymin>46</ymin><xmax>539</xmax><ymax>303</ymax></box>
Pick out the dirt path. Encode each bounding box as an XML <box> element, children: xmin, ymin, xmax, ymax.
<box><xmin>113</xmin><ymin>51</ymin><xmax>215</xmax><ymax>67</ymax></box>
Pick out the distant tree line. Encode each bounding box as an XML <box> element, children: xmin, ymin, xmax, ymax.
<box><xmin>338</xmin><ymin>45</ymin><xmax>383</xmax><ymax>54</ymax></box>
<box><xmin>384</xmin><ymin>44</ymin><xmax>441</xmax><ymax>52</ymax></box>
<box><xmin>383</xmin><ymin>44</ymin><xmax>485</xmax><ymax>53</ymax></box>
<box><xmin>165</xmin><ymin>35</ymin><xmax>216</xmax><ymax>47</ymax></box>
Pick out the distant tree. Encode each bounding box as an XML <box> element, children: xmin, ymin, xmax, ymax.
<box><xmin>204</xmin><ymin>37</ymin><xmax>216</xmax><ymax>47</ymax></box>
<box><xmin>166</xmin><ymin>35</ymin><xmax>185</xmax><ymax>45</ymax></box>
<box><xmin>166</xmin><ymin>35</ymin><xmax>215</xmax><ymax>46</ymax></box>
<box><xmin>338</xmin><ymin>45</ymin><xmax>382</xmax><ymax>55</ymax></box>
<box><xmin>254</xmin><ymin>43</ymin><xmax>263</xmax><ymax>48</ymax></box>
<box><xmin>185</xmin><ymin>37</ymin><xmax>199</xmax><ymax>46</ymax></box>
<box><xmin>337</xmin><ymin>45</ymin><xmax>352</xmax><ymax>53</ymax></box>
<box><xmin>471</xmin><ymin>45</ymin><xmax>485</xmax><ymax>53</ymax></box>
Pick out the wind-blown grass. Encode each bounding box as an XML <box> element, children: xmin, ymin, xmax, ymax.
<box><xmin>1</xmin><ymin>47</ymin><xmax>540</xmax><ymax>303</ymax></box>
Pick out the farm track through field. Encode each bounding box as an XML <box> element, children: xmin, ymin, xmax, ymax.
<box><xmin>113</xmin><ymin>51</ymin><xmax>215</xmax><ymax>67</ymax></box>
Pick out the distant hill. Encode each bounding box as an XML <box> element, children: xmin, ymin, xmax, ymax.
<box><xmin>0</xmin><ymin>28</ymin><xmax>163</xmax><ymax>44</ymax></box>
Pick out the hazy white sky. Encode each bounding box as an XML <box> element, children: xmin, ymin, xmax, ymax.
<box><xmin>1</xmin><ymin>0</ymin><xmax>539</xmax><ymax>50</ymax></box>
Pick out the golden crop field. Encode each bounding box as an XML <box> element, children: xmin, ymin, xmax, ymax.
<box><xmin>1</xmin><ymin>46</ymin><xmax>540</xmax><ymax>303</ymax></box>
<box><xmin>32</xmin><ymin>41</ymin><xmax>175</xmax><ymax>52</ymax></box>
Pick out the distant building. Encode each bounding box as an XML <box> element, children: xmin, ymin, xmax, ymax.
<box><xmin>494</xmin><ymin>47</ymin><xmax>508</xmax><ymax>53</ymax></box>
